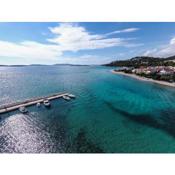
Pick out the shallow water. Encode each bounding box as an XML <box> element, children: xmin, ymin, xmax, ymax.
<box><xmin>1</xmin><ymin>65</ymin><xmax>175</xmax><ymax>153</ymax></box>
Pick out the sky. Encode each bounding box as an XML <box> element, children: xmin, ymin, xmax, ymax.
<box><xmin>0</xmin><ymin>22</ymin><xmax>175</xmax><ymax>65</ymax></box>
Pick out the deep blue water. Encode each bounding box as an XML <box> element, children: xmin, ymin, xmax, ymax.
<box><xmin>1</xmin><ymin>65</ymin><xmax>175</xmax><ymax>153</ymax></box>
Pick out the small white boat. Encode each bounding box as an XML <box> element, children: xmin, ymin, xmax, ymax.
<box><xmin>63</xmin><ymin>95</ymin><xmax>71</xmax><ymax>101</ymax></box>
<box><xmin>43</xmin><ymin>100</ymin><xmax>51</xmax><ymax>107</ymax></box>
<box><xmin>19</xmin><ymin>106</ymin><xmax>28</xmax><ymax>113</ymax></box>
<box><xmin>36</xmin><ymin>102</ymin><xmax>41</xmax><ymax>107</ymax></box>
<box><xmin>67</xmin><ymin>94</ymin><xmax>76</xmax><ymax>98</ymax></box>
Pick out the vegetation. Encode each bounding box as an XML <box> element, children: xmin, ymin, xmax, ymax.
<box><xmin>142</xmin><ymin>72</ymin><xmax>175</xmax><ymax>82</ymax></box>
<box><xmin>104</xmin><ymin>56</ymin><xmax>175</xmax><ymax>68</ymax></box>
<box><xmin>117</xmin><ymin>69</ymin><xmax>175</xmax><ymax>83</ymax></box>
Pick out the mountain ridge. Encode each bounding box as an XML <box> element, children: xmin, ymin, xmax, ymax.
<box><xmin>104</xmin><ymin>55</ymin><xmax>175</xmax><ymax>67</ymax></box>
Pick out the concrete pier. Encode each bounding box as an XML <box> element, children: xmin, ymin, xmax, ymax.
<box><xmin>0</xmin><ymin>92</ymin><xmax>69</xmax><ymax>114</ymax></box>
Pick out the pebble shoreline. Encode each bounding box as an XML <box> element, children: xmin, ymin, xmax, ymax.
<box><xmin>111</xmin><ymin>70</ymin><xmax>175</xmax><ymax>88</ymax></box>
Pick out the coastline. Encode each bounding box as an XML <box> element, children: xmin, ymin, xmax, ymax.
<box><xmin>111</xmin><ymin>70</ymin><xmax>175</xmax><ymax>88</ymax></box>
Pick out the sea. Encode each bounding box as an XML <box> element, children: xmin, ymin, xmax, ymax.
<box><xmin>1</xmin><ymin>65</ymin><xmax>175</xmax><ymax>153</ymax></box>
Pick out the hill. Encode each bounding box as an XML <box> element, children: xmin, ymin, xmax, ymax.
<box><xmin>104</xmin><ymin>56</ymin><xmax>175</xmax><ymax>68</ymax></box>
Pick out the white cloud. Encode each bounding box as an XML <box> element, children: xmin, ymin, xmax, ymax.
<box><xmin>120</xmin><ymin>28</ymin><xmax>140</xmax><ymax>33</ymax></box>
<box><xmin>47</xmin><ymin>23</ymin><xmax>133</xmax><ymax>52</ymax></box>
<box><xmin>105</xmin><ymin>28</ymin><xmax>140</xmax><ymax>36</ymax></box>
<box><xmin>57</xmin><ymin>54</ymin><xmax>114</xmax><ymax>65</ymax></box>
<box><xmin>170</xmin><ymin>37</ymin><xmax>175</xmax><ymax>44</ymax></box>
<box><xmin>0</xmin><ymin>40</ymin><xmax>62</xmax><ymax>60</ymax></box>
<box><xmin>0</xmin><ymin>23</ymin><xmax>141</xmax><ymax>64</ymax></box>
<box><xmin>143</xmin><ymin>37</ymin><xmax>175</xmax><ymax>58</ymax></box>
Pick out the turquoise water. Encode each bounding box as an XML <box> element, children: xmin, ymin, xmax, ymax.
<box><xmin>1</xmin><ymin>65</ymin><xmax>175</xmax><ymax>153</ymax></box>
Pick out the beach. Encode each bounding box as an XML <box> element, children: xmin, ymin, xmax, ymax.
<box><xmin>112</xmin><ymin>70</ymin><xmax>175</xmax><ymax>88</ymax></box>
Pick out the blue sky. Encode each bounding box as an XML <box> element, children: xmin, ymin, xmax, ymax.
<box><xmin>0</xmin><ymin>22</ymin><xmax>175</xmax><ymax>65</ymax></box>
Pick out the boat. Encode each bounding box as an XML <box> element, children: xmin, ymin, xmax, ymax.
<box><xmin>19</xmin><ymin>106</ymin><xmax>28</xmax><ymax>113</ymax></box>
<box><xmin>63</xmin><ymin>95</ymin><xmax>71</xmax><ymax>101</ymax></box>
<box><xmin>43</xmin><ymin>100</ymin><xmax>51</xmax><ymax>107</ymax></box>
<box><xmin>36</xmin><ymin>102</ymin><xmax>41</xmax><ymax>107</ymax></box>
<box><xmin>67</xmin><ymin>94</ymin><xmax>76</xmax><ymax>98</ymax></box>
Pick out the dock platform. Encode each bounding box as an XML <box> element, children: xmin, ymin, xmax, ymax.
<box><xmin>0</xmin><ymin>92</ymin><xmax>69</xmax><ymax>114</ymax></box>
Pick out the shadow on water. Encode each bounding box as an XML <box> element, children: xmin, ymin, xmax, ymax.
<box><xmin>104</xmin><ymin>101</ymin><xmax>175</xmax><ymax>139</ymax></box>
<box><xmin>28</xmin><ymin>110</ymin><xmax>103</xmax><ymax>153</ymax></box>
<box><xmin>66</xmin><ymin>128</ymin><xmax>104</xmax><ymax>153</ymax></box>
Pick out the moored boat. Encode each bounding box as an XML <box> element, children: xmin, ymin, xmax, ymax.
<box><xmin>63</xmin><ymin>95</ymin><xmax>71</xmax><ymax>101</ymax></box>
<box><xmin>43</xmin><ymin>100</ymin><xmax>51</xmax><ymax>107</ymax></box>
<box><xmin>67</xmin><ymin>94</ymin><xmax>76</xmax><ymax>98</ymax></box>
<box><xmin>36</xmin><ymin>102</ymin><xmax>41</xmax><ymax>107</ymax></box>
<box><xmin>19</xmin><ymin>106</ymin><xmax>28</xmax><ymax>113</ymax></box>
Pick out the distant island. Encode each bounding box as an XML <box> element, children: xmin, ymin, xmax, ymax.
<box><xmin>0</xmin><ymin>64</ymin><xmax>90</xmax><ymax>67</ymax></box>
<box><xmin>105</xmin><ymin>55</ymin><xmax>175</xmax><ymax>87</ymax></box>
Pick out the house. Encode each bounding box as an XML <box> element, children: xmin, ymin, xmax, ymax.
<box><xmin>159</xmin><ymin>69</ymin><xmax>166</xmax><ymax>75</ymax></box>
